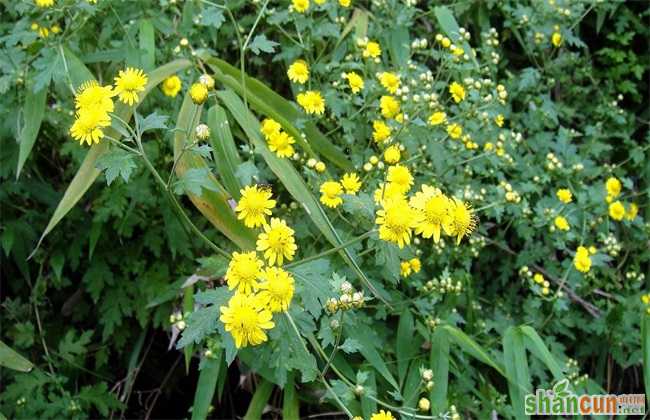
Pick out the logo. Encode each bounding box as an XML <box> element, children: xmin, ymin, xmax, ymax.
<box><xmin>525</xmin><ymin>379</ymin><xmax>645</xmax><ymax>416</ymax></box>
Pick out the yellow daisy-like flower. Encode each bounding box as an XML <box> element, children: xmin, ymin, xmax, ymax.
<box><xmin>287</xmin><ymin>60</ymin><xmax>309</xmax><ymax>84</ymax></box>
<box><xmin>495</xmin><ymin>114</ymin><xmax>505</xmax><ymax>127</ymax></box>
<box><xmin>556</xmin><ymin>188</ymin><xmax>572</xmax><ymax>204</ymax></box>
<box><xmin>260</xmin><ymin>118</ymin><xmax>282</xmax><ymax>139</ymax></box>
<box><xmin>75</xmin><ymin>80</ymin><xmax>115</xmax><ymax>114</ymax></box>
<box><xmin>370</xmin><ymin>409</ymin><xmax>396</xmax><ymax>420</ymax></box>
<box><xmin>411</xmin><ymin>186</ymin><xmax>452</xmax><ymax>243</ymax></box>
<box><xmin>161</xmin><ymin>75</ymin><xmax>182</xmax><ymax>97</ymax></box>
<box><xmin>320</xmin><ymin>181</ymin><xmax>344</xmax><ymax>208</ymax></box>
<box><xmin>551</xmin><ymin>32</ymin><xmax>562</xmax><ymax>47</ymax></box>
<box><xmin>257</xmin><ymin>266</ymin><xmax>295</xmax><ymax>312</ymax></box>
<box><xmin>292</xmin><ymin>0</ymin><xmax>309</xmax><ymax>12</ymax></box>
<box><xmin>442</xmin><ymin>198</ymin><xmax>477</xmax><ymax>245</ymax></box>
<box><xmin>35</xmin><ymin>0</ymin><xmax>54</xmax><ymax>7</ymax></box>
<box><xmin>256</xmin><ymin>218</ymin><xmax>298</xmax><ymax>266</ymax></box>
<box><xmin>446</xmin><ymin>123</ymin><xmax>463</xmax><ymax>139</ymax></box>
<box><xmin>375</xmin><ymin>199</ymin><xmax>417</xmax><ymax>248</ymax></box>
<box><xmin>363</xmin><ymin>41</ymin><xmax>381</xmax><ymax>58</ymax></box>
<box><xmin>409</xmin><ymin>258</ymin><xmax>421</xmax><ymax>273</ymax></box>
<box><xmin>380</xmin><ymin>95</ymin><xmax>400</xmax><ymax>119</ymax></box>
<box><xmin>341</xmin><ymin>173</ymin><xmax>362</xmax><ymax>194</ymax></box>
<box><xmin>189</xmin><ymin>82</ymin><xmax>208</xmax><ymax>105</ymax></box>
<box><xmin>608</xmin><ymin>201</ymin><xmax>625</xmax><ymax>221</ymax></box>
<box><xmin>387</xmin><ymin>164</ymin><xmax>413</xmax><ymax>193</ymax></box>
<box><xmin>235</xmin><ymin>185</ymin><xmax>277</xmax><ymax>228</ymax></box>
<box><xmin>373</xmin><ymin>182</ymin><xmax>405</xmax><ymax>206</ymax></box>
<box><xmin>225</xmin><ymin>251</ymin><xmax>264</xmax><ymax>294</ymax></box>
<box><xmin>344</xmin><ymin>72</ymin><xmax>364</xmax><ymax>94</ymax></box>
<box><xmin>428</xmin><ymin>111</ymin><xmax>447</xmax><ymax>126</ymax></box>
<box><xmin>267</xmin><ymin>131</ymin><xmax>296</xmax><ymax>158</ymax></box>
<box><xmin>400</xmin><ymin>261</ymin><xmax>412</xmax><ymax>277</ymax></box>
<box><xmin>372</xmin><ymin>120</ymin><xmax>392</xmax><ymax>143</ymax></box>
<box><xmin>114</xmin><ymin>67</ymin><xmax>148</xmax><ymax>106</ymax></box>
<box><xmin>554</xmin><ymin>216</ymin><xmax>570</xmax><ymax>231</ymax></box>
<box><xmin>339</xmin><ymin>0</ymin><xmax>351</xmax><ymax>6</ymax></box>
<box><xmin>219</xmin><ymin>292</ymin><xmax>275</xmax><ymax>348</ymax></box>
<box><xmin>449</xmin><ymin>81</ymin><xmax>466</xmax><ymax>103</ymax></box>
<box><xmin>605</xmin><ymin>177</ymin><xmax>621</xmax><ymax>198</ymax></box>
<box><xmin>297</xmin><ymin>90</ymin><xmax>325</xmax><ymax>115</ymax></box>
<box><xmin>626</xmin><ymin>203</ymin><xmax>638</xmax><ymax>220</ymax></box>
<box><xmin>573</xmin><ymin>246</ymin><xmax>592</xmax><ymax>273</ymax></box>
<box><xmin>69</xmin><ymin>108</ymin><xmax>111</xmax><ymax>146</ymax></box>
<box><xmin>383</xmin><ymin>145</ymin><xmax>401</xmax><ymax>164</ymax></box>
<box><xmin>378</xmin><ymin>72</ymin><xmax>400</xmax><ymax>94</ymax></box>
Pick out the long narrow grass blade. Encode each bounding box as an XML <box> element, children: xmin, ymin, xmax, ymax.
<box><xmin>207</xmin><ymin>105</ymin><xmax>242</xmax><ymax>199</ymax></box>
<box><xmin>191</xmin><ymin>352</ymin><xmax>224</xmax><ymax>420</ymax></box>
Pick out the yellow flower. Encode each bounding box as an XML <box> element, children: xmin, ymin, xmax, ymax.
<box><xmin>533</xmin><ymin>273</ymin><xmax>544</xmax><ymax>284</ymax></box>
<box><xmin>449</xmin><ymin>82</ymin><xmax>466</xmax><ymax>103</ymax></box>
<box><xmin>418</xmin><ymin>397</ymin><xmax>430</xmax><ymax>412</ymax></box>
<box><xmin>626</xmin><ymin>203</ymin><xmax>638</xmax><ymax>220</ymax></box>
<box><xmin>495</xmin><ymin>114</ymin><xmax>505</xmax><ymax>127</ymax></box>
<box><xmin>554</xmin><ymin>216</ymin><xmax>570</xmax><ymax>231</ymax></box>
<box><xmin>605</xmin><ymin>177</ymin><xmax>621</xmax><ymax>198</ymax></box>
<box><xmin>258</xmin><ymin>267</ymin><xmax>295</xmax><ymax>312</ymax></box>
<box><xmin>411</xmin><ymin>186</ymin><xmax>451</xmax><ymax>243</ymax></box>
<box><xmin>383</xmin><ymin>145</ymin><xmax>401</xmax><ymax>164</ymax></box>
<box><xmin>189</xmin><ymin>82</ymin><xmax>208</xmax><ymax>105</ymax></box>
<box><xmin>446</xmin><ymin>123</ymin><xmax>463</xmax><ymax>139</ymax></box>
<box><xmin>400</xmin><ymin>261</ymin><xmax>412</xmax><ymax>277</ymax></box>
<box><xmin>260</xmin><ymin>118</ymin><xmax>282</xmax><ymax>139</ymax></box>
<box><xmin>573</xmin><ymin>246</ymin><xmax>592</xmax><ymax>273</ymax></box>
<box><xmin>370</xmin><ymin>410</ymin><xmax>396</xmax><ymax>420</ymax></box>
<box><xmin>378</xmin><ymin>72</ymin><xmax>400</xmax><ymax>94</ymax></box>
<box><xmin>219</xmin><ymin>292</ymin><xmax>274</xmax><ymax>348</ymax></box>
<box><xmin>376</xmin><ymin>199</ymin><xmax>417</xmax><ymax>248</ymax></box>
<box><xmin>373</xmin><ymin>183</ymin><xmax>405</xmax><ymax>206</ymax></box>
<box><xmin>315</xmin><ymin>161</ymin><xmax>326</xmax><ymax>172</ymax></box>
<box><xmin>551</xmin><ymin>32</ymin><xmax>562</xmax><ymax>47</ymax></box>
<box><xmin>256</xmin><ymin>218</ymin><xmax>298</xmax><ymax>266</ymax></box>
<box><xmin>344</xmin><ymin>72</ymin><xmax>364</xmax><ymax>94</ymax></box>
<box><xmin>287</xmin><ymin>60</ymin><xmax>309</xmax><ymax>84</ymax></box>
<box><xmin>443</xmin><ymin>198</ymin><xmax>477</xmax><ymax>245</ymax></box>
<box><xmin>297</xmin><ymin>90</ymin><xmax>325</xmax><ymax>115</ymax></box>
<box><xmin>225</xmin><ymin>252</ymin><xmax>264</xmax><ymax>294</ymax></box>
<box><xmin>235</xmin><ymin>185</ymin><xmax>277</xmax><ymax>228</ymax></box>
<box><xmin>267</xmin><ymin>131</ymin><xmax>296</xmax><ymax>158</ymax></box>
<box><xmin>74</xmin><ymin>80</ymin><xmax>115</xmax><ymax>115</ymax></box>
<box><xmin>341</xmin><ymin>173</ymin><xmax>362</xmax><ymax>195</ymax></box>
<box><xmin>363</xmin><ymin>41</ymin><xmax>381</xmax><ymax>58</ymax></box>
<box><xmin>387</xmin><ymin>164</ymin><xmax>413</xmax><ymax>193</ymax></box>
<box><xmin>428</xmin><ymin>111</ymin><xmax>447</xmax><ymax>126</ymax></box>
<box><xmin>51</xmin><ymin>24</ymin><xmax>61</xmax><ymax>34</ymax></box>
<box><xmin>409</xmin><ymin>258</ymin><xmax>421</xmax><ymax>273</ymax></box>
<box><xmin>161</xmin><ymin>75</ymin><xmax>182</xmax><ymax>97</ymax></box>
<box><xmin>114</xmin><ymin>67</ymin><xmax>148</xmax><ymax>106</ymax></box>
<box><xmin>380</xmin><ymin>95</ymin><xmax>400</xmax><ymax>119</ymax></box>
<box><xmin>372</xmin><ymin>120</ymin><xmax>392</xmax><ymax>143</ymax></box>
<box><xmin>320</xmin><ymin>181</ymin><xmax>344</xmax><ymax>208</ymax></box>
<box><xmin>314</xmin><ymin>0</ymin><xmax>326</xmax><ymax>4</ymax></box>
<box><xmin>556</xmin><ymin>188</ymin><xmax>572</xmax><ymax>204</ymax></box>
<box><xmin>609</xmin><ymin>201</ymin><xmax>625</xmax><ymax>221</ymax></box>
<box><xmin>69</xmin><ymin>108</ymin><xmax>111</xmax><ymax>146</ymax></box>
<box><xmin>339</xmin><ymin>0</ymin><xmax>351</xmax><ymax>7</ymax></box>
<box><xmin>35</xmin><ymin>0</ymin><xmax>54</xmax><ymax>7</ymax></box>
<box><xmin>292</xmin><ymin>0</ymin><xmax>309</xmax><ymax>12</ymax></box>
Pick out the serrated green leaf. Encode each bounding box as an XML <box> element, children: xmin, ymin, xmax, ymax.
<box><xmin>96</xmin><ymin>148</ymin><xmax>137</xmax><ymax>185</ymax></box>
<box><xmin>248</xmin><ymin>34</ymin><xmax>279</xmax><ymax>55</ymax></box>
<box><xmin>174</xmin><ymin>167</ymin><xmax>220</xmax><ymax>196</ymax></box>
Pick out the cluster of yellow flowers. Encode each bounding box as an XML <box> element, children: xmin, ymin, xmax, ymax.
<box><xmin>69</xmin><ymin>67</ymin><xmax>148</xmax><ymax>145</ymax></box>
<box><xmin>573</xmin><ymin>245</ymin><xmax>594</xmax><ymax>273</ymax></box>
<box><xmin>319</xmin><ymin>173</ymin><xmax>362</xmax><ymax>208</ymax></box>
<box><xmin>400</xmin><ymin>258</ymin><xmax>421</xmax><ymax>278</ymax></box>
<box><xmin>30</xmin><ymin>22</ymin><xmax>61</xmax><ymax>38</ymax></box>
<box><xmin>220</xmin><ymin>185</ymin><xmax>298</xmax><ymax>348</ymax></box>
<box><xmin>260</xmin><ymin>118</ymin><xmax>296</xmax><ymax>158</ymax></box>
<box><xmin>291</xmin><ymin>0</ymin><xmax>351</xmax><ymax>14</ymax></box>
<box><xmin>605</xmin><ymin>177</ymin><xmax>637</xmax><ymax>221</ymax></box>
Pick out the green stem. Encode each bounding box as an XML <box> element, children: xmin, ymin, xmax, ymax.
<box><xmin>284</xmin><ymin>230</ymin><xmax>376</xmax><ymax>269</ymax></box>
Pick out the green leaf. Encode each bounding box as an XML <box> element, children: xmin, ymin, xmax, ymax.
<box><xmin>243</xmin><ymin>379</ymin><xmax>274</xmax><ymax>420</ymax></box>
<box><xmin>191</xmin><ymin>352</ymin><xmax>223</xmax><ymax>420</ymax></box>
<box><xmin>642</xmin><ymin>315</ymin><xmax>650</xmax><ymax>406</ymax></box>
<box><xmin>0</xmin><ymin>340</ymin><xmax>33</xmax><ymax>372</ymax></box>
<box><xmin>96</xmin><ymin>148</ymin><xmax>137</xmax><ymax>185</ymax></box>
<box><xmin>174</xmin><ymin>167</ymin><xmax>220</xmax><ymax>196</ymax></box>
<box><xmin>282</xmin><ymin>373</ymin><xmax>300</xmax><ymax>420</ymax></box>
<box><xmin>58</xmin><ymin>330</ymin><xmax>93</xmax><ymax>362</ymax></box>
<box><xmin>441</xmin><ymin>325</ymin><xmax>505</xmax><ymax>376</ymax></box>
<box><xmin>207</xmin><ymin>105</ymin><xmax>242</xmax><ymax>199</ymax></box>
<box><xmin>200</xmin><ymin>7</ymin><xmax>225</xmax><ymax>28</ymax></box>
<box><xmin>503</xmin><ymin>326</ymin><xmax>531</xmax><ymax>420</ymax></box>
<box><xmin>216</xmin><ymin>89</ymin><xmax>386</xmax><ymax>304</ymax></box>
<box><xmin>520</xmin><ymin>325</ymin><xmax>565</xmax><ymax>381</ymax></box>
<box><xmin>248</xmin><ymin>34</ymin><xmax>279</xmax><ymax>55</ymax></box>
<box><xmin>137</xmin><ymin>111</ymin><xmax>168</xmax><ymax>133</ymax></box>
<box><xmin>429</xmin><ymin>328</ymin><xmax>449</xmax><ymax>414</ymax></box>
<box><xmin>78</xmin><ymin>382</ymin><xmax>123</xmax><ymax>416</ymax></box>
<box><xmin>340</xmin><ymin>338</ymin><xmax>362</xmax><ymax>354</ymax></box>
<box><xmin>177</xmin><ymin>306</ymin><xmax>219</xmax><ymax>348</ymax></box>
<box><xmin>290</xmin><ymin>259</ymin><xmax>330</xmax><ymax>319</ymax></box>
<box><xmin>344</xmin><ymin>320</ymin><xmax>399</xmax><ymax>390</ymax></box>
<box><xmin>16</xmin><ymin>86</ymin><xmax>47</xmax><ymax>179</ymax></box>
<box><xmin>139</xmin><ymin>19</ymin><xmax>155</xmax><ymax>71</ymax></box>
<box><xmin>396</xmin><ymin>308</ymin><xmax>415</xmax><ymax>386</ymax></box>
<box><xmin>34</xmin><ymin>57</ymin><xmax>192</xmax><ymax>255</ymax></box>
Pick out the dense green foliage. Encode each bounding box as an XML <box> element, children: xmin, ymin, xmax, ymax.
<box><xmin>1</xmin><ymin>0</ymin><xmax>649</xmax><ymax>419</ymax></box>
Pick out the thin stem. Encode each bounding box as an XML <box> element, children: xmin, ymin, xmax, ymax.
<box><xmin>284</xmin><ymin>230</ymin><xmax>376</xmax><ymax>269</ymax></box>
<box><xmin>240</xmin><ymin>0</ymin><xmax>270</xmax><ymax>110</ymax></box>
